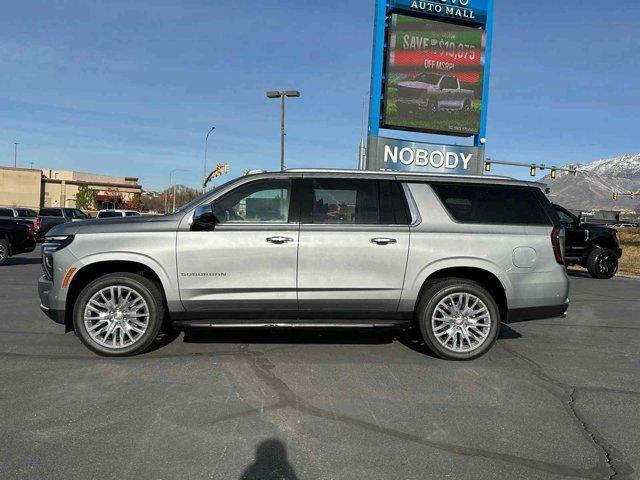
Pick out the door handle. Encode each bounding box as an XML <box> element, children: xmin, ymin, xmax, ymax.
<box><xmin>266</xmin><ymin>236</ymin><xmax>294</xmax><ymax>245</ymax></box>
<box><xmin>371</xmin><ymin>237</ymin><xmax>397</xmax><ymax>246</ymax></box>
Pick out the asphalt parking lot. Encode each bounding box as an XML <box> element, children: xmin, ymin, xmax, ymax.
<box><xmin>1</xmin><ymin>251</ymin><xmax>638</xmax><ymax>480</ymax></box>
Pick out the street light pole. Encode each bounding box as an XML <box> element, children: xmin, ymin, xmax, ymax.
<box><xmin>280</xmin><ymin>95</ymin><xmax>285</xmax><ymax>172</ymax></box>
<box><xmin>168</xmin><ymin>168</ymin><xmax>189</xmax><ymax>213</ymax></box>
<box><xmin>13</xmin><ymin>142</ymin><xmax>19</xmax><ymax>168</ymax></box>
<box><xmin>203</xmin><ymin>126</ymin><xmax>215</xmax><ymax>193</ymax></box>
<box><xmin>267</xmin><ymin>91</ymin><xmax>300</xmax><ymax>171</ymax></box>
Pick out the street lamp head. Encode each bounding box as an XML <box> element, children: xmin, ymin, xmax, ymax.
<box><xmin>266</xmin><ymin>91</ymin><xmax>282</xmax><ymax>99</ymax></box>
<box><xmin>284</xmin><ymin>91</ymin><xmax>300</xmax><ymax>98</ymax></box>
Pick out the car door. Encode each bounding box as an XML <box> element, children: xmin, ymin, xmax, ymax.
<box><xmin>555</xmin><ymin>206</ymin><xmax>586</xmax><ymax>260</ymax></box>
<box><xmin>177</xmin><ymin>176</ymin><xmax>300</xmax><ymax>315</ymax></box>
<box><xmin>296</xmin><ymin>176</ymin><xmax>410</xmax><ymax>316</ymax></box>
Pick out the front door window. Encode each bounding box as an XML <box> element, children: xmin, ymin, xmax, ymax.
<box><xmin>212</xmin><ymin>180</ymin><xmax>291</xmax><ymax>224</ymax></box>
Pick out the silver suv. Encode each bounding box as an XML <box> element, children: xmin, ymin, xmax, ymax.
<box><xmin>38</xmin><ymin>170</ymin><xmax>569</xmax><ymax>360</ymax></box>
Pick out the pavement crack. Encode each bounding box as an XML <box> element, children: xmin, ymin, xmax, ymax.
<box><xmin>501</xmin><ymin>342</ymin><xmax>636</xmax><ymax>480</ymax></box>
<box><xmin>214</xmin><ymin>344</ymin><xmax>614</xmax><ymax>479</ymax></box>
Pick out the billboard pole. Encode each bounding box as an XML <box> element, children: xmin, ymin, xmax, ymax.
<box><xmin>368</xmin><ymin>0</ymin><xmax>387</xmax><ymax>141</ymax></box>
<box><xmin>475</xmin><ymin>0</ymin><xmax>494</xmax><ymax>148</ymax></box>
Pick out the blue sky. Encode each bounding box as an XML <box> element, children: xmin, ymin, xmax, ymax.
<box><xmin>1</xmin><ymin>0</ymin><xmax>639</xmax><ymax>190</ymax></box>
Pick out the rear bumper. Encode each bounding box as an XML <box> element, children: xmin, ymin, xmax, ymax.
<box><xmin>507</xmin><ymin>302</ymin><xmax>569</xmax><ymax>323</ymax></box>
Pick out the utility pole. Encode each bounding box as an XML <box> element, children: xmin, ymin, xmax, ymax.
<box><xmin>13</xmin><ymin>142</ymin><xmax>19</xmax><ymax>168</ymax></box>
<box><xmin>266</xmin><ymin>91</ymin><xmax>300</xmax><ymax>171</ymax></box>
<box><xmin>203</xmin><ymin>126</ymin><xmax>215</xmax><ymax>193</ymax></box>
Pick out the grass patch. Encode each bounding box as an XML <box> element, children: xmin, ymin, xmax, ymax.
<box><xmin>619</xmin><ymin>229</ymin><xmax>640</xmax><ymax>277</ymax></box>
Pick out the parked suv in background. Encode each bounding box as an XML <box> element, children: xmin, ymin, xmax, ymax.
<box><xmin>38</xmin><ymin>170</ymin><xmax>569</xmax><ymax>360</ymax></box>
<box><xmin>0</xmin><ymin>206</ymin><xmax>39</xmax><ymax>226</ymax></box>
<box><xmin>35</xmin><ymin>207</ymin><xmax>89</xmax><ymax>241</ymax></box>
<box><xmin>554</xmin><ymin>204</ymin><xmax>622</xmax><ymax>279</ymax></box>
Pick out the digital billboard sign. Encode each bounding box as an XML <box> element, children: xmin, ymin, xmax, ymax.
<box><xmin>382</xmin><ymin>14</ymin><xmax>486</xmax><ymax>137</ymax></box>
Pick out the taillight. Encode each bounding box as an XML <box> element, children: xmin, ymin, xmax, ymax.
<box><xmin>27</xmin><ymin>223</ymin><xmax>35</xmax><ymax>237</ymax></box>
<box><xmin>551</xmin><ymin>226</ymin><xmax>564</xmax><ymax>265</ymax></box>
<box><xmin>35</xmin><ymin>217</ymin><xmax>42</xmax><ymax>231</ymax></box>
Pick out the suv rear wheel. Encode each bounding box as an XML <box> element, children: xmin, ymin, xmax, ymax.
<box><xmin>417</xmin><ymin>278</ymin><xmax>500</xmax><ymax>360</ymax></box>
<box><xmin>73</xmin><ymin>273</ymin><xmax>164</xmax><ymax>356</ymax></box>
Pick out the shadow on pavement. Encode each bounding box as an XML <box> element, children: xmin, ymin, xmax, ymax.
<box><xmin>4</xmin><ymin>257</ymin><xmax>42</xmax><ymax>266</ymax></box>
<box><xmin>567</xmin><ymin>269</ymin><xmax>591</xmax><ymax>278</ymax></box>
<box><xmin>239</xmin><ymin>439</ymin><xmax>299</xmax><ymax>480</ymax></box>
<box><xmin>182</xmin><ymin>327</ymin><xmax>397</xmax><ymax>346</ymax></box>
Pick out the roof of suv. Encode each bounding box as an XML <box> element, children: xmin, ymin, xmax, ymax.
<box><xmin>274</xmin><ymin>168</ymin><xmax>547</xmax><ymax>189</ymax></box>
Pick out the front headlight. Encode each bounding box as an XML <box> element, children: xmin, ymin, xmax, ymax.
<box><xmin>42</xmin><ymin>236</ymin><xmax>75</xmax><ymax>281</ymax></box>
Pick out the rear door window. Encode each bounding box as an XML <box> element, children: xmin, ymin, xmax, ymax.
<box><xmin>300</xmin><ymin>178</ymin><xmax>409</xmax><ymax>225</ymax></box>
<box><xmin>306</xmin><ymin>178</ymin><xmax>379</xmax><ymax>225</ymax></box>
<box><xmin>430</xmin><ymin>183</ymin><xmax>552</xmax><ymax>225</ymax></box>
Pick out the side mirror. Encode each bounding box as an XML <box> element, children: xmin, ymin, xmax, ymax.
<box><xmin>191</xmin><ymin>204</ymin><xmax>218</xmax><ymax>231</ymax></box>
<box><xmin>579</xmin><ymin>217</ymin><xmax>586</xmax><ymax>225</ymax></box>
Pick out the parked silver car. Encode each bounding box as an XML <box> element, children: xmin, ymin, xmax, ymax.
<box><xmin>38</xmin><ymin>170</ymin><xmax>569</xmax><ymax>359</ymax></box>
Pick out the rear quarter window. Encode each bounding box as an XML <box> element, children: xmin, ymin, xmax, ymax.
<box><xmin>430</xmin><ymin>183</ymin><xmax>552</xmax><ymax>226</ymax></box>
<box><xmin>0</xmin><ymin>208</ymin><xmax>14</xmax><ymax>217</ymax></box>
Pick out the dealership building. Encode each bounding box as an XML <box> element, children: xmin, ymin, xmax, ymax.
<box><xmin>0</xmin><ymin>166</ymin><xmax>142</xmax><ymax>210</ymax></box>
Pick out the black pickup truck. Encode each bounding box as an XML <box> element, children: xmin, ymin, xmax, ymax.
<box><xmin>554</xmin><ymin>204</ymin><xmax>623</xmax><ymax>279</ymax></box>
<box><xmin>35</xmin><ymin>207</ymin><xmax>89</xmax><ymax>241</ymax></box>
<box><xmin>0</xmin><ymin>219</ymin><xmax>37</xmax><ymax>265</ymax></box>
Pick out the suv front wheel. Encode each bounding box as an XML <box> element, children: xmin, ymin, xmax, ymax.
<box><xmin>73</xmin><ymin>273</ymin><xmax>165</xmax><ymax>356</ymax></box>
<box><xmin>417</xmin><ymin>279</ymin><xmax>500</xmax><ymax>360</ymax></box>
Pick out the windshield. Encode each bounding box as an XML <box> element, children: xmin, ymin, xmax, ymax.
<box><xmin>174</xmin><ymin>176</ymin><xmax>243</xmax><ymax>214</ymax></box>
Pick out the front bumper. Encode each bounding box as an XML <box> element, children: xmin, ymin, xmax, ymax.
<box><xmin>38</xmin><ymin>275</ymin><xmax>65</xmax><ymax>325</ymax></box>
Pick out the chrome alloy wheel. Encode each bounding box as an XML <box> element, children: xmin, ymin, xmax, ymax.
<box><xmin>83</xmin><ymin>286</ymin><xmax>150</xmax><ymax>349</ymax></box>
<box><xmin>0</xmin><ymin>243</ymin><xmax>7</xmax><ymax>263</ymax></box>
<box><xmin>431</xmin><ymin>292</ymin><xmax>492</xmax><ymax>353</ymax></box>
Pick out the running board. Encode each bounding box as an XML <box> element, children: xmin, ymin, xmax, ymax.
<box><xmin>171</xmin><ymin>320</ymin><xmax>409</xmax><ymax>329</ymax></box>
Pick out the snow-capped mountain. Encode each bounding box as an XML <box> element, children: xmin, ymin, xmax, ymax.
<box><xmin>577</xmin><ymin>153</ymin><xmax>640</xmax><ymax>179</ymax></box>
<box><xmin>543</xmin><ymin>154</ymin><xmax>640</xmax><ymax>211</ymax></box>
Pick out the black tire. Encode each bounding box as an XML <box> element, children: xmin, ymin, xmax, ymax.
<box><xmin>586</xmin><ymin>246</ymin><xmax>618</xmax><ymax>279</ymax></box>
<box><xmin>0</xmin><ymin>239</ymin><xmax>8</xmax><ymax>265</ymax></box>
<box><xmin>73</xmin><ymin>273</ymin><xmax>165</xmax><ymax>356</ymax></box>
<box><xmin>416</xmin><ymin>278</ymin><xmax>500</xmax><ymax>361</ymax></box>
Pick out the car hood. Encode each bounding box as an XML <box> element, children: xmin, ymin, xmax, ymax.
<box><xmin>46</xmin><ymin>214</ymin><xmax>183</xmax><ymax>237</ymax></box>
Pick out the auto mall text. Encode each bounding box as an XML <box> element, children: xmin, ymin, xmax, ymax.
<box><xmin>410</xmin><ymin>0</ymin><xmax>477</xmax><ymax>20</ymax></box>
